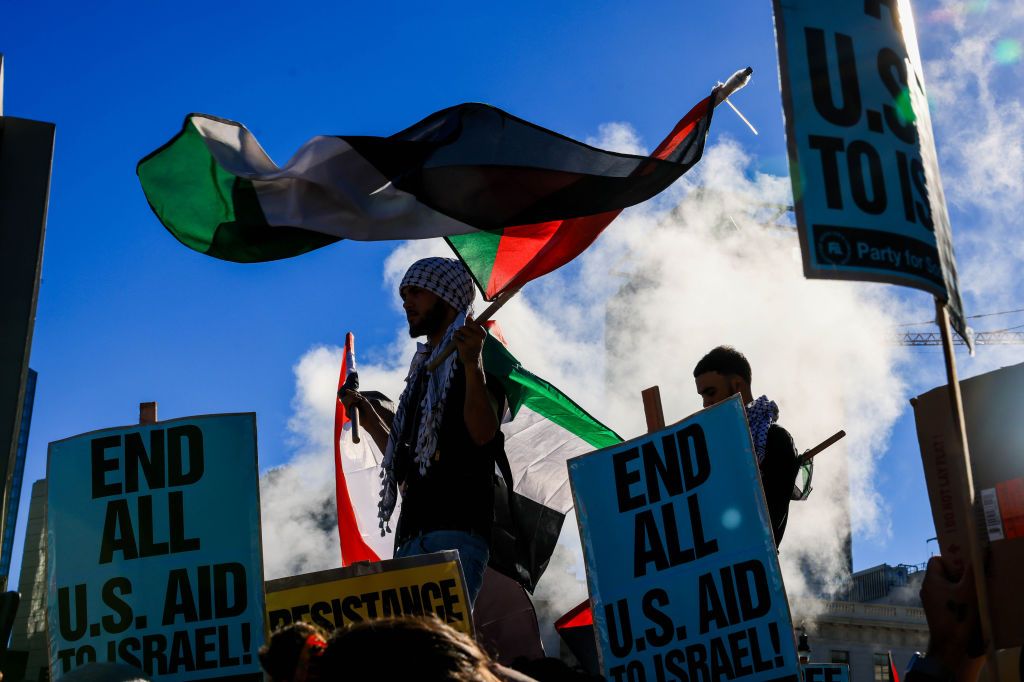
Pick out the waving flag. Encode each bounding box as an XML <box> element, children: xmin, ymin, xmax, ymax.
<box><xmin>137</xmin><ymin>97</ymin><xmax>713</xmax><ymax>264</ymax></box>
<box><xmin>334</xmin><ymin>333</ymin><xmax>391</xmax><ymax>565</ymax></box>
<box><xmin>332</xmin><ymin>330</ymin><xmax>620</xmax><ymax>588</ymax></box>
<box><xmin>447</xmin><ymin>95</ymin><xmax>715</xmax><ymax>299</ymax></box>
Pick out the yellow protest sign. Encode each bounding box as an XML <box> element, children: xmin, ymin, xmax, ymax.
<box><xmin>265</xmin><ymin>551</ymin><xmax>473</xmax><ymax>636</ymax></box>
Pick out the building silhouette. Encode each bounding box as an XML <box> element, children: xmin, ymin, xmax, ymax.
<box><xmin>1</xmin><ymin>369</ymin><xmax>36</xmax><ymax>583</ymax></box>
<box><xmin>8</xmin><ymin>479</ymin><xmax>49</xmax><ymax>682</ymax></box>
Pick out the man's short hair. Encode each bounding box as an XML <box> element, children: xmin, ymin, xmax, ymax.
<box><xmin>693</xmin><ymin>346</ymin><xmax>751</xmax><ymax>385</ymax></box>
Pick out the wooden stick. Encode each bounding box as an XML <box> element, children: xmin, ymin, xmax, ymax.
<box><xmin>936</xmin><ymin>298</ymin><xmax>999</xmax><ymax>681</ymax></box>
<box><xmin>798</xmin><ymin>430</ymin><xmax>846</xmax><ymax>463</ymax></box>
<box><xmin>641</xmin><ymin>386</ymin><xmax>666</xmax><ymax>434</ymax></box>
<box><xmin>426</xmin><ymin>289</ymin><xmax>520</xmax><ymax>372</ymax></box>
<box><xmin>139</xmin><ymin>402</ymin><xmax>157</xmax><ymax>425</ymax></box>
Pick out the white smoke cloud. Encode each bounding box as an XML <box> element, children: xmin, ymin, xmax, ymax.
<box><xmin>258</xmin><ymin>2</ymin><xmax>1024</xmax><ymax>639</ymax></box>
<box><xmin>259</xmin><ymin>137</ymin><xmax>911</xmax><ymax>643</ymax></box>
<box><xmin>259</xmin><ymin>346</ymin><xmax>341</xmax><ymax>580</ymax></box>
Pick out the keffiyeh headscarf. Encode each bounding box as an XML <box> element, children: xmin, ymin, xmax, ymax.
<box><xmin>378</xmin><ymin>257</ymin><xmax>475</xmax><ymax>535</ymax></box>
<box><xmin>746</xmin><ymin>395</ymin><xmax>779</xmax><ymax>463</ymax></box>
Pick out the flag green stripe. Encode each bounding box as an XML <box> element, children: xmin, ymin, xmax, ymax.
<box><xmin>506</xmin><ymin>369</ymin><xmax>621</xmax><ymax>449</ymax></box>
<box><xmin>204</xmin><ymin>180</ymin><xmax>338</xmax><ymax>262</ymax></box>
<box><xmin>137</xmin><ymin>118</ymin><xmax>339</xmax><ymax>263</ymax></box>
<box><xmin>447</xmin><ymin>230</ymin><xmax>503</xmax><ymax>299</ymax></box>
<box><xmin>483</xmin><ymin>337</ymin><xmax>621</xmax><ymax>450</ymax></box>
<box><xmin>138</xmin><ymin>119</ymin><xmax>239</xmax><ymax>255</ymax></box>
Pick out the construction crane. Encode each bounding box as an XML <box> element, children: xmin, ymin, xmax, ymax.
<box><xmin>896</xmin><ymin>330</ymin><xmax>1024</xmax><ymax>346</ymax></box>
<box><xmin>895</xmin><ymin>307</ymin><xmax>1024</xmax><ymax>346</ymax></box>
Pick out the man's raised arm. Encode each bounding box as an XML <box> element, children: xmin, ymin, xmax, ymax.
<box><xmin>340</xmin><ymin>390</ymin><xmax>393</xmax><ymax>453</ymax></box>
<box><xmin>455</xmin><ymin>315</ymin><xmax>500</xmax><ymax>445</ymax></box>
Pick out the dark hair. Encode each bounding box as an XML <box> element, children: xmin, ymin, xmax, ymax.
<box><xmin>510</xmin><ymin>657</ymin><xmax>604</xmax><ymax>681</ymax></box>
<box><xmin>320</xmin><ymin>616</ymin><xmax>502</xmax><ymax>682</ymax></box>
<box><xmin>258</xmin><ymin>622</ymin><xmax>328</xmax><ymax>682</ymax></box>
<box><xmin>693</xmin><ymin>346</ymin><xmax>751</xmax><ymax>385</ymax></box>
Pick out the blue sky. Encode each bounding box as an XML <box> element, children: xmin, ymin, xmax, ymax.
<box><xmin>3</xmin><ymin>0</ymin><xmax>1022</xmax><ymax>592</ymax></box>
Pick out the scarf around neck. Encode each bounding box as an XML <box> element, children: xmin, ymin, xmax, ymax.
<box><xmin>377</xmin><ymin>312</ymin><xmax>464</xmax><ymax>535</ymax></box>
<box><xmin>746</xmin><ymin>395</ymin><xmax>779</xmax><ymax>464</ymax></box>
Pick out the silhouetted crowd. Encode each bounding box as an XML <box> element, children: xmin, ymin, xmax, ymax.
<box><xmin>258</xmin><ymin>616</ymin><xmax>602</xmax><ymax>682</ymax></box>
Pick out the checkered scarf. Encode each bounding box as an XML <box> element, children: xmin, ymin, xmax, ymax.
<box><xmin>378</xmin><ymin>258</ymin><xmax>474</xmax><ymax>535</ymax></box>
<box><xmin>746</xmin><ymin>395</ymin><xmax>779</xmax><ymax>464</ymax></box>
<box><xmin>398</xmin><ymin>256</ymin><xmax>475</xmax><ymax>314</ymax></box>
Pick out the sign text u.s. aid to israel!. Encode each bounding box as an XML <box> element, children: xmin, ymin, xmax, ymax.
<box><xmin>569</xmin><ymin>396</ymin><xmax>799</xmax><ymax>682</ymax></box>
<box><xmin>47</xmin><ymin>413</ymin><xmax>265</xmax><ymax>682</ymax></box>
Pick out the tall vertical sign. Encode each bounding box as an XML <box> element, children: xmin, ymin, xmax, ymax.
<box><xmin>773</xmin><ymin>0</ymin><xmax>970</xmax><ymax>345</ymax></box>
<box><xmin>0</xmin><ymin>54</ymin><xmax>56</xmax><ymax>570</ymax></box>
<box><xmin>47</xmin><ymin>413</ymin><xmax>266</xmax><ymax>681</ymax></box>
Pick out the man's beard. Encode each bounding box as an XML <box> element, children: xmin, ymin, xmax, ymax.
<box><xmin>408</xmin><ymin>298</ymin><xmax>450</xmax><ymax>338</ymax></box>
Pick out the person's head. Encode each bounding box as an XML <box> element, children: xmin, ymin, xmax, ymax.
<box><xmin>258</xmin><ymin>622</ymin><xmax>328</xmax><ymax>682</ymax></box>
<box><xmin>400</xmin><ymin>257</ymin><xmax>475</xmax><ymax>340</ymax></box>
<box><xmin>693</xmin><ymin>346</ymin><xmax>753</xmax><ymax>407</ymax></box>
<box><xmin>321</xmin><ymin>616</ymin><xmax>503</xmax><ymax>682</ymax></box>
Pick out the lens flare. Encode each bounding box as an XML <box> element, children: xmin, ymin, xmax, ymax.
<box><xmin>894</xmin><ymin>88</ymin><xmax>917</xmax><ymax>126</ymax></box>
<box><xmin>722</xmin><ymin>508</ymin><xmax>742</xmax><ymax>530</ymax></box>
<box><xmin>994</xmin><ymin>39</ymin><xmax>1022</xmax><ymax>65</ymax></box>
<box><xmin>925</xmin><ymin>8</ymin><xmax>959</xmax><ymax>24</ymax></box>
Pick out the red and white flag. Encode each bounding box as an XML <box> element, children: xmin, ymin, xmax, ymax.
<box><xmin>333</xmin><ymin>332</ymin><xmax>395</xmax><ymax>565</ymax></box>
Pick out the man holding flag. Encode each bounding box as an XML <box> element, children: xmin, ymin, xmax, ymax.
<box><xmin>342</xmin><ymin>257</ymin><xmax>506</xmax><ymax>605</ymax></box>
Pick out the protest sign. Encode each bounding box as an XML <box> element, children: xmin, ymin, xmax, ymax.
<box><xmin>801</xmin><ymin>663</ymin><xmax>849</xmax><ymax>682</ymax></box>
<box><xmin>773</xmin><ymin>0</ymin><xmax>969</xmax><ymax>344</ymax></box>
<box><xmin>913</xmin><ymin>362</ymin><xmax>1024</xmax><ymax>649</ymax></box>
<box><xmin>265</xmin><ymin>551</ymin><xmax>473</xmax><ymax>636</ymax></box>
<box><xmin>47</xmin><ymin>413</ymin><xmax>265</xmax><ymax>681</ymax></box>
<box><xmin>569</xmin><ymin>396</ymin><xmax>798</xmax><ymax>682</ymax></box>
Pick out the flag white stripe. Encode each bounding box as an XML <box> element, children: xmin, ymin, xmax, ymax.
<box><xmin>190</xmin><ymin>115</ymin><xmax>478</xmax><ymax>241</ymax></box>
<box><xmin>502</xmin><ymin>406</ymin><xmax>594</xmax><ymax>514</ymax></box>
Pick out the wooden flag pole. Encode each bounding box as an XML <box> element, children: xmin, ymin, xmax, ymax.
<box><xmin>425</xmin><ymin>288</ymin><xmax>520</xmax><ymax>372</ymax></box>
<box><xmin>935</xmin><ymin>297</ymin><xmax>999</xmax><ymax>679</ymax></box>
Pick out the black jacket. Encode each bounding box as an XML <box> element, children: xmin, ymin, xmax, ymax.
<box><xmin>760</xmin><ymin>424</ymin><xmax>800</xmax><ymax>547</ymax></box>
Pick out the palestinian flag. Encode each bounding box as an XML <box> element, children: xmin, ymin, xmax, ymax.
<box><xmin>332</xmin><ymin>330</ymin><xmax>621</xmax><ymax>589</ymax></box>
<box><xmin>447</xmin><ymin>95</ymin><xmax>715</xmax><ymax>299</ymax></box>
<box><xmin>483</xmin><ymin>329</ymin><xmax>622</xmax><ymax>590</ymax></box>
<box><xmin>137</xmin><ymin>96</ymin><xmax>713</xmax><ymax>264</ymax></box>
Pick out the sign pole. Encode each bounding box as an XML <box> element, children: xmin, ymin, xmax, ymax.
<box><xmin>935</xmin><ymin>297</ymin><xmax>999</xmax><ymax>678</ymax></box>
<box><xmin>641</xmin><ymin>386</ymin><xmax>666</xmax><ymax>434</ymax></box>
<box><xmin>139</xmin><ymin>401</ymin><xmax>158</xmax><ymax>425</ymax></box>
